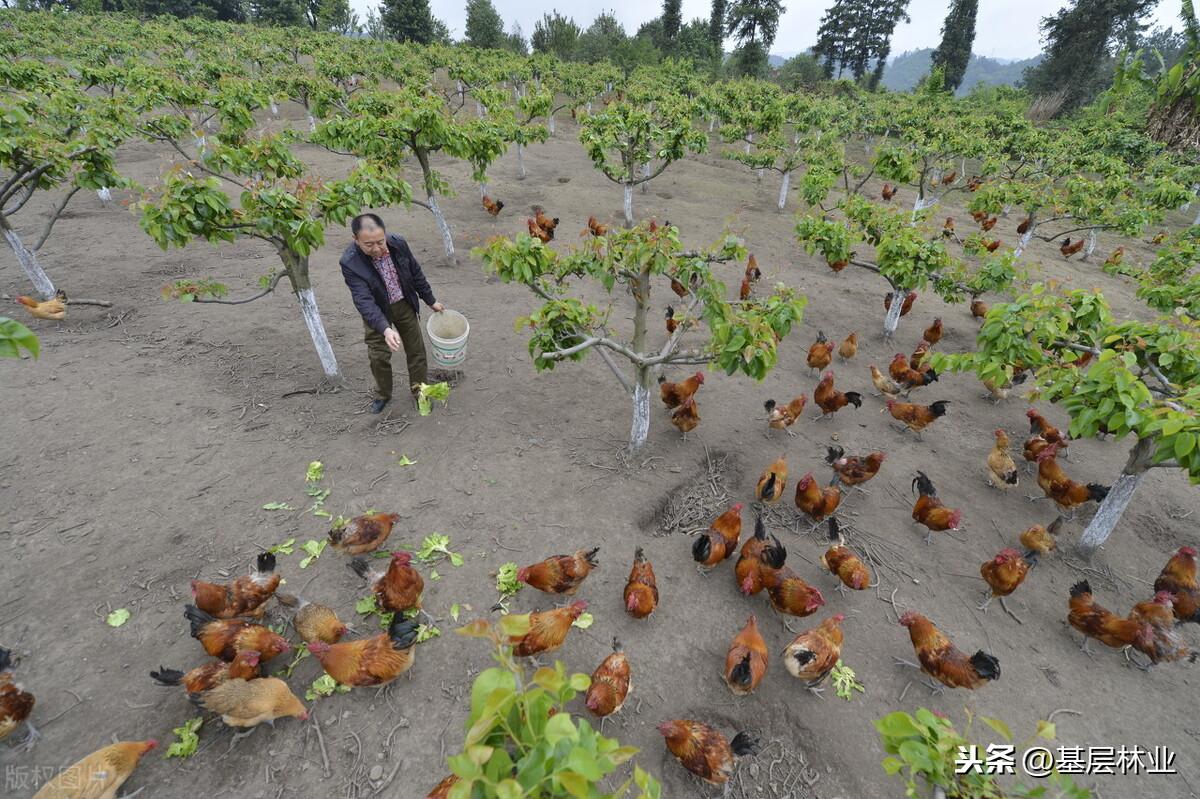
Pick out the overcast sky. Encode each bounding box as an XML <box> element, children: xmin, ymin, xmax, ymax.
<box><xmin>352</xmin><ymin>0</ymin><xmax>1184</xmax><ymax>61</ymax></box>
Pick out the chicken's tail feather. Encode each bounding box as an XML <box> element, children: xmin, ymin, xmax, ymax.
<box><xmin>969</xmin><ymin>650</ymin><xmax>1001</xmax><ymax>681</ymax></box>
<box><xmin>845</xmin><ymin>392</ymin><xmax>863</xmax><ymax>408</ymax></box>
<box><xmin>1069</xmin><ymin>580</ymin><xmax>1092</xmax><ymax>598</ymax></box>
<box><xmin>256</xmin><ymin>551</ymin><xmax>276</xmax><ymax>574</ymax></box>
<box><xmin>758</xmin><ymin>471</ymin><xmax>777</xmax><ymax>502</ymax></box>
<box><xmin>691</xmin><ymin>534</ymin><xmax>712</xmax><ymax>564</ymax></box>
<box><xmin>827</xmin><ymin>517</ymin><xmax>841</xmax><ymax>542</ymax></box>
<box><xmin>184</xmin><ymin>604</ymin><xmax>216</xmax><ymax>638</ymax></box>
<box><xmin>825</xmin><ymin>445</ymin><xmax>844</xmax><ymax>465</ymax></box>
<box><xmin>1004</xmin><ymin>470</ymin><xmax>1019</xmax><ymax>485</ymax></box>
<box><xmin>761</xmin><ymin>541</ymin><xmax>787</xmax><ymax>570</ymax></box>
<box><xmin>583</xmin><ymin>547</ymin><xmax>600</xmax><ymax>567</ymax></box>
<box><xmin>388</xmin><ymin>617</ymin><xmax>422</xmax><ymax>650</ymax></box>
<box><xmin>1087</xmin><ymin>483</ymin><xmax>1110</xmax><ymax>502</ymax></box>
<box><xmin>730</xmin><ymin>652</ymin><xmax>753</xmax><ymax>688</ymax></box>
<box><xmin>0</xmin><ymin>647</ymin><xmax>11</xmax><ymax>672</ymax></box>
<box><xmin>731</xmin><ymin>731</ymin><xmax>762</xmax><ymax>757</ymax></box>
<box><xmin>348</xmin><ymin>557</ymin><xmax>371</xmax><ymax>581</ymax></box>
<box><xmin>150</xmin><ymin>668</ymin><xmax>184</xmax><ymax>687</ymax></box>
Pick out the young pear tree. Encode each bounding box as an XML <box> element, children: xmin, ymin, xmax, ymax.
<box><xmin>475</xmin><ymin>223</ymin><xmax>807</xmax><ymax>452</ymax></box>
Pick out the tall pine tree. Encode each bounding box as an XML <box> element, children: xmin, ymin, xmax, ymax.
<box><xmin>812</xmin><ymin>0</ymin><xmax>908</xmax><ymax>86</ymax></box>
<box><xmin>726</xmin><ymin>0</ymin><xmax>785</xmax><ymax>77</ymax></box>
<box><xmin>813</xmin><ymin>0</ymin><xmax>858</xmax><ymax>78</ymax></box>
<box><xmin>930</xmin><ymin>0</ymin><xmax>977</xmax><ymax>91</ymax></box>
<box><xmin>380</xmin><ymin>0</ymin><xmax>435</xmax><ymax>43</ymax></box>
<box><xmin>865</xmin><ymin>0</ymin><xmax>910</xmax><ymax>89</ymax></box>
<box><xmin>662</xmin><ymin>0</ymin><xmax>683</xmax><ymax>42</ymax></box>
<box><xmin>709</xmin><ymin>0</ymin><xmax>728</xmax><ymax>49</ymax></box>
<box><xmin>465</xmin><ymin>0</ymin><xmax>505</xmax><ymax>49</ymax></box>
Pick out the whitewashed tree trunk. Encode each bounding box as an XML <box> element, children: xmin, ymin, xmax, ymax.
<box><xmin>516</xmin><ymin>144</ymin><xmax>526</xmax><ymax>180</ymax></box>
<box><xmin>1001</xmin><ymin>204</ymin><xmax>1012</xmax><ymax>217</ymax></box>
<box><xmin>2</xmin><ymin>223</ymin><xmax>56</xmax><ymax>298</ymax></box>
<box><xmin>1081</xmin><ymin>228</ymin><xmax>1098</xmax><ymax>260</ymax></box>
<box><xmin>623</xmin><ymin>183</ymin><xmax>634</xmax><ymax>227</ymax></box>
<box><xmin>270</xmin><ymin>101</ymin><xmax>279</xmax><ymax>116</ymax></box>
<box><xmin>744</xmin><ymin>135</ymin><xmax>752</xmax><ymax>154</ymax></box>
<box><xmin>547</xmin><ymin>114</ymin><xmax>556</xmax><ymax>134</ymax></box>
<box><xmin>1014</xmin><ymin>217</ymin><xmax>1036</xmax><ymax>258</ymax></box>
<box><xmin>883</xmin><ymin>288</ymin><xmax>905</xmax><ymax>339</ymax></box>
<box><xmin>476</xmin><ymin>101</ymin><xmax>485</xmax><ymax>117</ymax></box>
<box><xmin>777</xmin><ymin>171</ymin><xmax>790</xmax><ymax>211</ymax></box>
<box><xmin>427</xmin><ymin>193</ymin><xmax>455</xmax><ymax>262</ymax></box>
<box><xmin>295</xmin><ymin>287</ymin><xmax>340</xmax><ymax>379</ymax></box>
<box><xmin>1077</xmin><ymin>438</ymin><xmax>1153</xmax><ymax>559</ymax></box>
<box><xmin>307</xmin><ymin>114</ymin><xmax>317</xmax><ymax>133</ymax></box>
<box><xmin>641</xmin><ymin>163</ymin><xmax>651</xmax><ymax>194</ymax></box>
<box><xmin>479</xmin><ymin>181</ymin><xmax>488</xmax><ymax>198</ymax></box>
<box><xmin>629</xmin><ymin>382</ymin><xmax>650</xmax><ymax>452</ymax></box>
<box><xmin>1193</xmin><ymin>205</ymin><xmax>1200</xmax><ymax>227</ymax></box>
<box><xmin>709</xmin><ymin>116</ymin><xmax>716</xmax><ymax>132</ymax></box>
<box><xmin>96</xmin><ymin>187</ymin><xmax>112</xmax><ymax>204</ymax></box>
<box><xmin>586</xmin><ymin>101</ymin><xmax>592</xmax><ymax>114</ymax></box>
<box><xmin>194</xmin><ymin>134</ymin><xmax>207</xmax><ymax>153</ymax></box>
<box><xmin>1182</xmin><ymin>183</ymin><xmax>1198</xmax><ymax>212</ymax></box>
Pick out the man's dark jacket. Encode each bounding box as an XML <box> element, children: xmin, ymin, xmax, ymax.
<box><xmin>339</xmin><ymin>234</ymin><xmax>437</xmax><ymax>335</ymax></box>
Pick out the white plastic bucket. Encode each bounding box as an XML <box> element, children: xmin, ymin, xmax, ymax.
<box><xmin>426</xmin><ymin>309</ymin><xmax>470</xmax><ymax>369</ymax></box>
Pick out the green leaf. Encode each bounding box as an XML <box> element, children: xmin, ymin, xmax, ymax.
<box><xmin>450</xmin><ymin>603</ymin><xmax>461</xmax><ymax>622</ymax></box>
<box><xmin>106</xmin><ymin>608</ymin><xmax>131</xmax><ymax>627</ymax></box>
<box><xmin>396</xmin><ymin>455</ymin><xmax>417</xmax><ymax>466</ymax></box>
<box><xmin>163</xmin><ymin>716</ymin><xmax>203</xmax><ymax>759</ymax></box>
<box><xmin>268</xmin><ymin>537</ymin><xmax>296</xmax><ymax>555</ymax></box>
<box><xmin>305</xmin><ymin>460</ymin><xmax>324</xmax><ymax>482</ymax></box>
<box><xmin>262</xmin><ymin>502</ymin><xmax>295</xmax><ymax>511</ymax></box>
<box><xmin>299</xmin><ymin>539</ymin><xmax>328</xmax><ymax>569</ymax></box>
<box><xmin>496</xmin><ymin>562</ymin><xmax>523</xmax><ymax>597</ymax></box>
<box><xmin>571</xmin><ymin>612</ymin><xmax>594</xmax><ymax>629</ymax></box>
<box><xmin>980</xmin><ymin>716</ymin><xmax>1013</xmax><ymax>742</ymax></box>
<box><xmin>544</xmin><ymin>712</ymin><xmax>578</xmax><ymax>746</ymax></box>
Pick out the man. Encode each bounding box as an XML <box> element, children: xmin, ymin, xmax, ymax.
<box><xmin>340</xmin><ymin>214</ymin><xmax>444</xmax><ymax>413</ymax></box>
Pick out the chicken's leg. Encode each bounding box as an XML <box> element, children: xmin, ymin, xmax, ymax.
<box><xmin>892</xmin><ymin>657</ymin><xmax>921</xmax><ymax>670</ymax></box>
<box><xmin>18</xmin><ymin>721</ymin><xmax>40</xmax><ymax>751</ymax></box>
<box><xmin>806</xmin><ymin>685</ymin><xmax>826</xmax><ymax>699</ymax></box>
<box><xmin>976</xmin><ymin>593</ymin><xmax>995</xmax><ymax>613</ymax></box>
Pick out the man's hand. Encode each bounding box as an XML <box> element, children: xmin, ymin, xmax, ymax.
<box><xmin>383</xmin><ymin>327</ymin><xmax>402</xmax><ymax>352</ymax></box>
<box><xmin>431</xmin><ymin>302</ymin><xmax>445</xmax><ymax>313</ymax></box>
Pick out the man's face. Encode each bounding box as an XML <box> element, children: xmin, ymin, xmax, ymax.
<box><xmin>355</xmin><ymin>223</ymin><xmax>388</xmax><ymax>259</ymax></box>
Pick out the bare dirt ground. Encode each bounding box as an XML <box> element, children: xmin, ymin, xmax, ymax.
<box><xmin>2</xmin><ymin>106</ymin><xmax>1199</xmax><ymax>799</ymax></box>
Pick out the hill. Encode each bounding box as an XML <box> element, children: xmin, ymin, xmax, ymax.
<box><xmin>881</xmin><ymin>48</ymin><xmax>1042</xmax><ymax>94</ymax></box>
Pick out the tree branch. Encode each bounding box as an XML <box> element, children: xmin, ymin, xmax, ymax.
<box><xmin>593</xmin><ymin>346</ymin><xmax>633</xmax><ymax>394</ymax></box>
<box><xmin>1150</xmin><ymin>460</ymin><xmax>1181</xmax><ymax>469</ymax></box>
<box><xmin>1145</xmin><ymin>356</ymin><xmax>1178</xmax><ymax>397</ymax></box>
<box><xmin>33</xmin><ymin>186</ymin><xmax>82</xmax><ymax>251</ymax></box>
<box><xmin>191</xmin><ymin>270</ymin><xmax>288</xmax><ymax>305</ymax></box>
<box><xmin>1035</xmin><ymin>224</ymin><xmax>1115</xmax><ymax>243</ymax></box>
<box><xmin>1053</xmin><ymin>340</ymin><xmax>1102</xmax><ymax>356</ymax></box>
<box><xmin>160</xmin><ymin>137</ymin><xmax>247</xmax><ymax>190</ymax></box>
<box><xmin>541</xmin><ymin>336</ymin><xmax>602</xmax><ymax>361</ymax></box>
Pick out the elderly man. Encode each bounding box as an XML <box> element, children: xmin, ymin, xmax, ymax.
<box><xmin>340</xmin><ymin>214</ymin><xmax>444</xmax><ymax>413</ymax></box>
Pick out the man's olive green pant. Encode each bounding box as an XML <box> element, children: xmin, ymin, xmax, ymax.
<box><xmin>364</xmin><ymin>299</ymin><xmax>427</xmax><ymax>402</ymax></box>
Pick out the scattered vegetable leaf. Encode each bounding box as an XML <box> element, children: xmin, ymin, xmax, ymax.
<box><xmin>299</xmin><ymin>539</ymin><xmax>328</xmax><ymax>569</ymax></box>
<box><xmin>416</xmin><ymin>623</ymin><xmax>441</xmax><ymax>643</ymax></box>
<box><xmin>832</xmin><ymin>660</ymin><xmax>865</xmax><ymax>701</ymax></box>
<box><xmin>450</xmin><ymin>603</ymin><xmax>461</xmax><ymax>622</ymax></box>
<box><xmin>305</xmin><ymin>674</ymin><xmax>350</xmax><ymax>701</ymax></box>
<box><xmin>306</xmin><ymin>461</ymin><xmax>324</xmax><ymax>482</ymax></box>
<box><xmin>262</xmin><ymin>502</ymin><xmax>295</xmax><ymax>511</ymax></box>
<box><xmin>572</xmin><ymin>612</ymin><xmax>594</xmax><ymax>629</ymax></box>
<box><xmin>164</xmin><ymin>717</ymin><xmax>203</xmax><ymax>759</ymax></box>
<box><xmin>396</xmin><ymin>455</ymin><xmax>417</xmax><ymax>466</ymax></box>
<box><xmin>416</xmin><ymin>382</ymin><xmax>450</xmax><ymax>416</ymax></box>
<box><xmin>106</xmin><ymin>608</ymin><xmax>131</xmax><ymax>627</ymax></box>
<box><xmin>268</xmin><ymin>537</ymin><xmax>296</xmax><ymax>555</ymax></box>
<box><xmin>496</xmin><ymin>562</ymin><xmax>522</xmax><ymax>597</ymax></box>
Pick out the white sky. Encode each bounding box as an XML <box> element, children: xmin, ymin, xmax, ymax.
<box><xmin>352</xmin><ymin>0</ymin><xmax>1184</xmax><ymax>61</ymax></box>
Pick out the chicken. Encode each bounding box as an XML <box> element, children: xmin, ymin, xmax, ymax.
<box><xmin>970</xmin><ymin>297</ymin><xmax>989</xmax><ymax>320</ymax></box>
<box><xmin>693</xmin><ymin>502</ymin><xmax>744</xmax><ymax>571</ymax></box>
<box><xmin>821</xmin><ymin>518</ymin><xmax>870</xmax><ymax>594</ymax></box>
<box><xmin>806</xmin><ymin>331</ymin><xmax>835</xmax><ymax>374</ymax></box>
<box><xmin>665</xmin><ymin>306</ymin><xmax>677</xmax><ymax>335</ymax></box>
<box><xmin>794</xmin><ymin>473</ymin><xmax>841</xmax><ymax>524</ymax></box>
<box><xmin>739</xmin><ymin>275</ymin><xmax>752</xmax><ymax>301</ymax></box>
<box><xmin>586</xmin><ymin>215</ymin><xmax>609</xmax><ymax>237</ymax></box>
<box><xmin>532</xmin><ymin>205</ymin><xmax>559</xmax><ymax>237</ymax></box>
<box><xmin>909</xmin><ymin>339</ymin><xmax>933</xmax><ymax>371</ymax></box>
<box><xmin>670</xmin><ymin>276</ymin><xmax>688</xmax><ymax>298</ymax></box>
<box><xmin>825</xmin><ymin>446</ymin><xmax>885</xmax><ymax>489</ymax></box>
<box><xmin>481</xmin><ymin>195</ymin><xmax>504</xmax><ymax>217</ymax></box>
<box><xmin>1103</xmin><ymin>247</ymin><xmax>1124</xmax><ymax>268</ymax></box>
<box><xmin>426</xmin><ymin>775</ymin><xmax>461</xmax><ymax>799</ymax></box>
<box><xmin>889</xmin><ymin>354</ymin><xmax>937</xmax><ymax>391</ymax></box>
<box><xmin>658</xmin><ymin>371</ymin><xmax>704</xmax><ymax>409</ymax></box>
<box><xmin>352</xmin><ymin>550</ymin><xmax>424</xmax><ymax>611</ymax></box>
<box><xmin>1020</xmin><ymin>517</ymin><xmax>1062</xmax><ymax>560</ymax></box>
<box><xmin>1060</xmin><ymin>237</ymin><xmax>1085</xmax><ymax>259</ymax></box>
<box><xmin>32</xmin><ymin>740</ymin><xmax>157</xmax><ymax>799</ymax></box>
<box><xmin>671</xmin><ymin>396</ymin><xmax>700</xmax><ymax>439</ymax></box>
<box><xmin>1016</xmin><ymin>214</ymin><xmax>1033</xmax><ymax>235</ymax></box>
<box><xmin>509</xmin><ymin>601</ymin><xmax>587</xmax><ymax>657</ymax></box>
<box><xmin>899</xmin><ymin>611</ymin><xmax>1000</xmax><ymax>690</ymax></box>
<box><xmin>735</xmin><ymin>514</ymin><xmax>785</xmax><ymax>596</ymax></box>
<box><xmin>756</xmin><ymin>458</ymin><xmax>787</xmax><ymax>504</ymax></box>
<box><xmin>981</xmin><ymin>370</ymin><xmax>1027</xmax><ymax>402</ymax></box>
<box><xmin>150</xmin><ymin>650</ymin><xmax>261</xmax><ymax>696</ymax></box>
<box><xmin>966</xmin><ymin>176</ymin><xmax>983</xmax><ymax>191</ymax></box>
<box><xmin>764</xmin><ymin>395</ymin><xmax>806</xmax><ymax>436</ymax></box>
<box><xmin>922</xmin><ymin>317</ymin><xmax>943</xmax><ymax>345</ymax></box>
<box><xmin>869</xmin><ymin>364</ymin><xmax>902</xmax><ymax>398</ymax></box>
<box><xmin>585</xmin><ymin>638</ymin><xmax>631</xmax><ymax>717</ymax></box>
<box><xmin>0</xmin><ymin>647</ymin><xmax>36</xmax><ymax>749</ymax></box>
<box><xmin>881</xmin><ymin>182</ymin><xmax>896</xmax><ymax>201</ymax></box>
<box><xmin>191</xmin><ymin>551</ymin><xmax>280</xmax><ymax>619</ymax></box>
<box><xmin>724</xmin><ymin>614</ymin><xmax>769</xmax><ymax>695</ymax></box>
<box><xmin>517</xmin><ymin>547</ymin><xmax>600</xmax><ymax>595</ymax></box>
<box><xmin>624</xmin><ymin>547</ymin><xmax>659</xmax><ymax>618</ymax></box>
<box><xmin>941</xmin><ymin>217</ymin><xmax>956</xmax><ymax>239</ymax></box>
<box><xmin>827</xmin><ymin>256</ymin><xmax>849</xmax><ymax>272</ymax></box>
<box><xmin>657</xmin><ymin>720</ymin><xmax>760</xmax><ymax>785</ymax></box>
<box><xmin>184</xmin><ymin>605</ymin><xmax>291</xmax><ymax>663</ymax></box>
<box><xmin>986</xmin><ymin>429</ymin><xmax>1019</xmax><ymax>489</ymax></box>
<box><xmin>761</xmin><ymin>564</ymin><xmax>826</xmax><ymax>618</ymax></box>
<box><xmin>745</xmin><ymin>254</ymin><xmax>762</xmax><ymax>284</ymax></box>
<box><xmin>1153</xmin><ymin>546</ymin><xmax>1200</xmax><ymax>624</ymax></box>
<box><xmin>910</xmin><ymin>471</ymin><xmax>962</xmax><ymax>544</ymax></box>
<box><xmin>838</xmin><ymin>332</ymin><xmax>858</xmax><ymax>361</ymax></box>
<box><xmin>307</xmin><ymin>616</ymin><xmax>420</xmax><ymax>686</ymax></box>
<box><xmin>293</xmin><ymin>600</ymin><xmax>350</xmax><ymax>644</ymax></box>
<box><xmin>883</xmin><ymin>290</ymin><xmax>917</xmax><ymax>317</ymax></box>
<box><xmin>193</xmin><ymin>676</ymin><xmax>308</xmax><ymax>728</ymax></box>
<box><xmin>1150</xmin><ymin>230</ymin><xmax>1169</xmax><ymax>245</ymax></box>
<box><xmin>969</xmin><ymin>209</ymin><xmax>988</xmax><ymax>223</ymax></box>
<box><xmin>527</xmin><ymin>218</ymin><xmax>552</xmax><ymax>243</ymax></box>
<box><xmin>1027</xmin><ymin>408</ymin><xmax>1068</xmax><ymax>450</ymax></box>
<box><xmin>1128</xmin><ymin>592</ymin><xmax>1192</xmax><ymax>664</ymax></box>
<box><xmin>1068</xmin><ymin>580</ymin><xmax>1154</xmax><ymax>655</ymax></box>
<box><xmin>1036</xmin><ymin>443</ymin><xmax>1108</xmax><ymax>512</ymax></box>
<box><xmin>886</xmin><ymin>398</ymin><xmax>950</xmax><ymax>435</ymax></box>
<box><xmin>329</xmin><ymin>512</ymin><xmax>401</xmax><ymax>555</ymax></box>
<box><xmin>813</xmin><ymin>372</ymin><xmax>863</xmax><ymax>418</ymax></box>
<box><xmin>980</xmin><ymin>215</ymin><xmax>998</xmax><ymax>232</ymax></box>
<box><xmin>978</xmin><ymin>549</ymin><xmax>1031</xmax><ymax>611</ymax></box>
<box><xmin>942</xmin><ymin>170</ymin><xmax>957</xmax><ymax>185</ymax></box>
<box><xmin>782</xmin><ymin>614</ymin><xmax>845</xmax><ymax>695</ymax></box>
<box><xmin>15</xmin><ymin>291</ymin><xmax>66</xmax><ymax>321</ymax></box>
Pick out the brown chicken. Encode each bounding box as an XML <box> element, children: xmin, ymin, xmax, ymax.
<box><xmin>739</xmin><ymin>275</ymin><xmax>752</xmax><ymax>301</ymax></box>
<box><xmin>527</xmin><ymin>218</ymin><xmax>552</xmax><ymax>243</ymax></box>
<box><xmin>1036</xmin><ymin>443</ymin><xmax>1108</xmax><ymax>512</ymax></box>
<box><xmin>1128</xmin><ymin>591</ymin><xmax>1192</xmax><ymax>664</ymax></box>
<box><xmin>886</xmin><ymin>398</ymin><xmax>950</xmax><ymax>435</ymax></box>
<box><xmin>942</xmin><ymin>217</ymin><xmax>956</xmax><ymax>238</ymax></box>
<box><xmin>426</xmin><ymin>775</ymin><xmax>461</xmax><ymax>799</ymax></box>
<box><xmin>1068</xmin><ymin>580</ymin><xmax>1154</xmax><ymax>656</ymax></box>
<box><xmin>150</xmin><ymin>650</ymin><xmax>261</xmax><ymax>696</ymax></box>
<box><xmin>671</xmin><ymin>396</ymin><xmax>700</xmax><ymax>438</ymax></box>
<box><xmin>518</xmin><ymin>547</ymin><xmax>600</xmax><ymax>595</ymax></box>
<box><xmin>658</xmin><ymin>371</ymin><xmax>704</xmax><ymax>409</ymax></box>
<box><xmin>293</xmin><ymin>600</ymin><xmax>350</xmax><ymax>644</ymax></box>
<box><xmin>756</xmin><ymin>458</ymin><xmax>787</xmax><ymax>504</ymax></box>
<box><xmin>745</xmin><ymin>254</ymin><xmax>762</xmax><ymax>284</ymax></box>
<box><xmin>329</xmin><ymin>512</ymin><xmax>401</xmax><ymax>555</ymax></box>
<box><xmin>764</xmin><ymin>395</ymin><xmax>806</xmax><ymax>436</ymax></box>
<box><xmin>1016</xmin><ymin>214</ymin><xmax>1033</xmax><ymax>235</ymax></box>
<box><xmin>624</xmin><ymin>547</ymin><xmax>659</xmax><ymax>618</ymax></box>
<box><xmin>693</xmin><ymin>503</ymin><xmax>744</xmax><ymax>570</ymax></box>
<box><xmin>194</xmin><ymin>676</ymin><xmax>308</xmax><ymax>728</ymax></box>
<box><xmin>585</xmin><ymin>638</ymin><xmax>631</xmax><ymax>717</ymax></box>
<box><xmin>983</xmin><ymin>239</ymin><xmax>1002</xmax><ymax>253</ymax></box>
<box><xmin>735</xmin><ymin>514</ymin><xmax>786</xmax><ymax>596</ymax></box>
<box><xmin>911</xmin><ymin>471</ymin><xmax>962</xmax><ymax>544</ymax></box>
<box><xmin>1104</xmin><ymin>247</ymin><xmax>1125</xmax><ymax>268</ymax></box>
<box><xmin>923</xmin><ymin>317</ymin><xmax>943</xmax><ymax>345</ymax></box>
<box><xmin>981</xmin><ymin>370</ymin><xmax>1027</xmax><ymax>402</ymax></box>
<box><xmin>869</xmin><ymin>364</ymin><xmax>903</xmax><ymax>398</ymax></box>
<box><xmin>806</xmin><ymin>331</ymin><xmax>835</xmax><ymax>373</ymax></box>
<box><xmin>827</xmin><ymin>256</ymin><xmax>849</xmax><ymax>272</ymax></box>
<box><xmin>657</xmin><ymin>720</ymin><xmax>760</xmax><ymax>785</ymax></box>
<box><xmin>813</xmin><ymin>372</ymin><xmax>863</xmax><ymax>417</ymax></box>
<box><xmin>532</xmin><ymin>205</ymin><xmax>559</xmax><ymax>237</ymax></box>
<box><xmin>899</xmin><ymin>612</ymin><xmax>1000</xmax><ymax>690</ymax></box>
<box><xmin>509</xmin><ymin>601</ymin><xmax>587</xmax><ymax>657</ymax></box>
<box><xmin>15</xmin><ymin>291</ymin><xmax>66</xmax><ymax>321</ymax></box>
<box><xmin>724</xmin><ymin>614</ymin><xmax>769</xmax><ymax>695</ymax></box>
<box><xmin>761</xmin><ymin>564</ymin><xmax>826</xmax><ymax>618</ymax></box>
<box><xmin>352</xmin><ymin>550</ymin><xmax>424</xmax><ymax>611</ymax></box>
<box><xmin>978</xmin><ymin>549</ymin><xmax>1031</xmax><ymax>611</ymax></box>
<box><xmin>980</xmin><ymin>215</ymin><xmax>998</xmax><ymax>231</ymax></box>
<box><xmin>1060</xmin><ymin>237</ymin><xmax>1085</xmax><ymax>259</ymax></box>
<box><xmin>586</xmin><ymin>215</ymin><xmax>609</xmax><ymax>237</ymax></box>
<box><xmin>665</xmin><ymin>306</ymin><xmax>677</xmax><ymax>335</ymax></box>
<box><xmin>970</xmin><ymin>209</ymin><xmax>988</xmax><ymax>223</ymax></box>
<box><xmin>1151</xmin><ymin>230</ymin><xmax>1169</xmax><ymax>244</ymax></box>
<box><xmin>881</xmin><ymin>182</ymin><xmax>896</xmax><ymax>201</ymax></box>
<box><xmin>838</xmin><ymin>332</ymin><xmax>858</xmax><ymax>361</ymax></box>
<box><xmin>1027</xmin><ymin>408</ymin><xmax>1068</xmax><ymax>449</ymax></box>
<box><xmin>1153</xmin><ymin>546</ymin><xmax>1200</xmax><ymax>624</ymax></box>
<box><xmin>481</xmin><ymin>195</ymin><xmax>504</xmax><ymax>216</ymax></box>
<box><xmin>986</xmin><ymin>429</ymin><xmax>1019</xmax><ymax>489</ymax></box>
<box><xmin>0</xmin><ymin>647</ymin><xmax>36</xmax><ymax>748</ymax></box>
<box><xmin>1020</xmin><ymin>517</ymin><xmax>1062</xmax><ymax>560</ymax></box>
<box><xmin>825</xmin><ymin>446</ymin><xmax>885</xmax><ymax>488</ymax></box>
<box><xmin>191</xmin><ymin>552</ymin><xmax>280</xmax><ymax>619</ymax></box>
<box><xmin>670</xmin><ymin>276</ymin><xmax>688</xmax><ymax>298</ymax></box>
<box><xmin>308</xmin><ymin>616</ymin><xmax>420</xmax><ymax>686</ymax></box>
<box><xmin>795</xmin><ymin>473</ymin><xmax>841</xmax><ymax>524</ymax></box>
<box><xmin>970</xmin><ymin>298</ymin><xmax>989</xmax><ymax>320</ymax></box>
<box><xmin>185</xmin><ymin>605</ymin><xmax>291</xmax><ymax>663</ymax></box>
<box><xmin>821</xmin><ymin>519</ymin><xmax>870</xmax><ymax>594</ymax></box>
<box><xmin>32</xmin><ymin>740</ymin><xmax>157</xmax><ymax>799</ymax></box>
<box><xmin>889</xmin><ymin>354</ymin><xmax>937</xmax><ymax>390</ymax></box>
<box><xmin>966</xmin><ymin>176</ymin><xmax>983</xmax><ymax>191</ymax></box>
<box><xmin>942</xmin><ymin>170</ymin><xmax>957</xmax><ymax>185</ymax></box>
<box><xmin>883</xmin><ymin>290</ymin><xmax>917</xmax><ymax>317</ymax></box>
<box><xmin>782</xmin><ymin>614</ymin><xmax>845</xmax><ymax>695</ymax></box>
<box><xmin>909</xmin><ymin>339</ymin><xmax>933</xmax><ymax>372</ymax></box>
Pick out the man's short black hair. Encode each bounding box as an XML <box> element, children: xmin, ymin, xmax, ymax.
<box><xmin>351</xmin><ymin>213</ymin><xmax>385</xmax><ymax>236</ymax></box>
